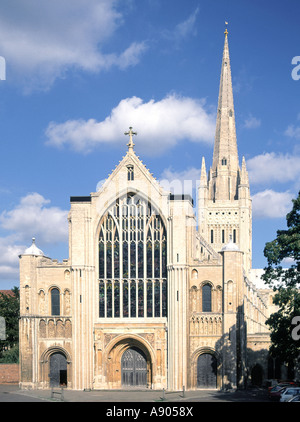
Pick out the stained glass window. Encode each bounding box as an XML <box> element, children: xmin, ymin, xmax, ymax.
<box><xmin>147</xmin><ymin>280</ymin><xmax>153</xmax><ymax>317</ymax></box>
<box><xmin>98</xmin><ymin>193</ymin><xmax>167</xmax><ymax>318</ymax></box>
<box><xmin>138</xmin><ymin>280</ymin><xmax>144</xmax><ymax>317</ymax></box>
<box><xmin>154</xmin><ymin>280</ymin><xmax>160</xmax><ymax>317</ymax></box>
<box><xmin>123</xmin><ymin>280</ymin><xmax>129</xmax><ymax>318</ymax></box>
<box><xmin>106</xmin><ymin>282</ymin><xmax>112</xmax><ymax>317</ymax></box>
<box><xmin>130</xmin><ymin>280</ymin><xmax>136</xmax><ymax>318</ymax></box>
<box><xmin>99</xmin><ymin>282</ymin><xmax>105</xmax><ymax>317</ymax></box>
<box><xmin>114</xmin><ymin>281</ymin><xmax>120</xmax><ymax>317</ymax></box>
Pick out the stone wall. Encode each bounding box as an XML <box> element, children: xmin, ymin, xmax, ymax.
<box><xmin>0</xmin><ymin>364</ymin><xmax>19</xmax><ymax>384</ymax></box>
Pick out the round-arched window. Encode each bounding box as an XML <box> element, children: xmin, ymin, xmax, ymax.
<box><xmin>202</xmin><ymin>284</ymin><xmax>212</xmax><ymax>312</ymax></box>
<box><xmin>51</xmin><ymin>288</ymin><xmax>60</xmax><ymax>316</ymax></box>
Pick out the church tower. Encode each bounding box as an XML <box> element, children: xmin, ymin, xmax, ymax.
<box><xmin>198</xmin><ymin>28</ymin><xmax>252</xmax><ymax>272</ymax></box>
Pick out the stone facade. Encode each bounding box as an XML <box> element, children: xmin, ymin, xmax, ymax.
<box><xmin>19</xmin><ymin>32</ymin><xmax>276</xmax><ymax>391</ymax></box>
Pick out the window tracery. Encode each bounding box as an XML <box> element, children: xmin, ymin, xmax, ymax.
<box><xmin>99</xmin><ymin>194</ymin><xmax>167</xmax><ymax>319</ymax></box>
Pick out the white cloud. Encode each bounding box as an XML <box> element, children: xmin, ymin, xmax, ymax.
<box><xmin>159</xmin><ymin>167</ymin><xmax>201</xmax><ymax>195</ymax></box>
<box><xmin>0</xmin><ymin>193</ymin><xmax>68</xmax><ymax>244</ymax></box>
<box><xmin>163</xmin><ymin>7</ymin><xmax>199</xmax><ymax>41</ymax></box>
<box><xmin>247</xmin><ymin>152</ymin><xmax>300</xmax><ymax>185</ymax></box>
<box><xmin>117</xmin><ymin>42</ymin><xmax>148</xmax><ymax>70</ymax></box>
<box><xmin>0</xmin><ymin>193</ymin><xmax>68</xmax><ymax>281</ymax></box>
<box><xmin>0</xmin><ymin>0</ymin><xmax>146</xmax><ymax>90</ymax></box>
<box><xmin>0</xmin><ymin>237</ymin><xmax>24</xmax><ymax>266</ymax></box>
<box><xmin>285</xmin><ymin>124</ymin><xmax>300</xmax><ymax>139</ymax></box>
<box><xmin>252</xmin><ymin>189</ymin><xmax>294</xmax><ymax>219</ymax></box>
<box><xmin>243</xmin><ymin>114</ymin><xmax>261</xmax><ymax>129</ymax></box>
<box><xmin>45</xmin><ymin>94</ymin><xmax>215</xmax><ymax>155</ymax></box>
<box><xmin>281</xmin><ymin>257</ymin><xmax>296</xmax><ymax>267</ymax></box>
<box><xmin>0</xmin><ymin>236</ymin><xmax>25</xmax><ymax>280</ymax></box>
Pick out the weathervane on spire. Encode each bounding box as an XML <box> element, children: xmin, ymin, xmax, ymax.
<box><xmin>124</xmin><ymin>126</ymin><xmax>137</xmax><ymax>152</ymax></box>
<box><xmin>224</xmin><ymin>21</ymin><xmax>228</xmax><ymax>36</ymax></box>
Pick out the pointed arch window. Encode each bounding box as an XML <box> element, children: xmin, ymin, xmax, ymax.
<box><xmin>99</xmin><ymin>193</ymin><xmax>167</xmax><ymax>319</ymax></box>
<box><xmin>221</xmin><ymin>157</ymin><xmax>227</xmax><ymax>166</ymax></box>
<box><xmin>127</xmin><ymin>165</ymin><xmax>134</xmax><ymax>181</ymax></box>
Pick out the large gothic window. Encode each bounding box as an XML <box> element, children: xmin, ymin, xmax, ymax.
<box><xmin>99</xmin><ymin>193</ymin><xmax>167</xmax><ymax>319</ymax></box>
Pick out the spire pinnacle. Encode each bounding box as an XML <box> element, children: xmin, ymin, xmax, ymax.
<box><xmin>240</xmin><ymin>156</ymin><xmax>249</xmax><ymax>185</ymax></box>
<box><xmin>224</xmin><ymin>21</ymin><xmax>228</xmax><ymax>37</ymax></box>
<box><xmin>200</xmin><ymin>157</ymin><xmax>207</xmax><ymax>186</ymax></box>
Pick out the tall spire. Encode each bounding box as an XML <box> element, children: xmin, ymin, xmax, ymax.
<box><xmin>212</xmin><ymin>26</ymin><xmax>238</xmax><ymax>171</ymax></box>
<box><xmin>210</xmin><ymin>27</ymin><xmax>239</xmax><ymax>200</ymax></box>
<box><xmin>198</xmin><ymin>27</ymin><xmax>252</xmax><ymax>272</ymax></box>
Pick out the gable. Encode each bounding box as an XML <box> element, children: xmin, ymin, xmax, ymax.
<box><xmin>92</xmin><ymin>149</ymin><xmax>170</xmax><ymax>221</ymax></box>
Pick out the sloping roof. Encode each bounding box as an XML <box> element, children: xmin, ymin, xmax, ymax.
<box><xmin>0</xmin><ymin>290</ymin><xmax>14</xmax><ymax>297</ymax></box>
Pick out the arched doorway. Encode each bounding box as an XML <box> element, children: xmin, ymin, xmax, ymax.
<box><xmin>49</xmin><ymin>352</ymin><xmax>67</xmax><ymax>387</ymax></box>
<box><xmin>121</xmin><ymin>347</ymin><xmax>147</xmax><ymax>387</ymax></box>
<box><xmin>197</xmin><ymin>353</ymin><xmax>217</xmax><ymax>388</ymax></box>
<box><xmin>251</xmin><ymin>364</ymin><xmax>263</xmax><ymax>387</ymax></box>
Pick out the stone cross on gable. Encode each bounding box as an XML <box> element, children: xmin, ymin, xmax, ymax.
<box><xmin>124</xmin><ymin>126</ymin><xmax>137</xmax><ymax>152</ymax></box>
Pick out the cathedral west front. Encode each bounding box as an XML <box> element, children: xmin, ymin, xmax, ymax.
<box><xmin>19</xmin><ymin>31</ymin><xmax>275</xmax><ymax>391</ymax></box>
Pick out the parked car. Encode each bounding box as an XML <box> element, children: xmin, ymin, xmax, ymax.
<box><xmin>288</xmin><ymin>395</ymin><xmax>300</xmax><ymax>402</ymax></box>
<box><xmin>269</xmin><ymin>386</ymin><xmax>287</xmax><ymax>401</ymax></box>
<box><xmin>268</xmin><ymin>381</ymin><xmax>297</xmax><ymax>395</ymax></box>
<box><xmin>280</xmin><ymin>388</ymin><xmax>300</xmax><ymax>402</ymax></box>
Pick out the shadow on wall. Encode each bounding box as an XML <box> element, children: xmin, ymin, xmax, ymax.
<box><xmin>212</xmin><ymin>305</ymin><xmax>270</xmax><ymax>389</ymax></box>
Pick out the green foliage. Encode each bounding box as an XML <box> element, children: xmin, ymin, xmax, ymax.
<box><xmin>266</xmin><ymin>287</ymin><xmax>300</xmax><ymax>362</ymax></box>
<box><xmin>262</xmin><ymin>191</ymin><xmax>300</xmax><ymax>290</ymax></box>
<box><xmin>0</xmin><ymin>344</ymin><xmax>19</xmax><ymax>363</ymax></box>
<box><xmin>0</xmin><ymin>287</ymin><xmax>20</xmax><ymax>363</ymax></box>
<box><xmin>263</xmin><ymin>191</ymin><xmax>300</xmax><ymax>364</ymax></box>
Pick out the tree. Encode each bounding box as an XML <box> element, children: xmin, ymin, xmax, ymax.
<box><xmin>0</xmin><ymin>286</ymin><xmax>20</xmax><ymax>362</ymax></box>
<box><xmin>262</xmin><ymin>191</ymin><xmax>300</xmax><ymax>366</ymax></box>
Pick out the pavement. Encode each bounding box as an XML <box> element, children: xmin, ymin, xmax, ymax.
<box><xmin>0</xmin><ymin>384</ymin><xmax>270</xmax><ymax>403</ymax></box>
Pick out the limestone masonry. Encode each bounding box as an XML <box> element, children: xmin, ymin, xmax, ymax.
<box><xmin>19</xmin><ymin>31</ymin><xmax>284</xmax><ymax>391</ymax></box>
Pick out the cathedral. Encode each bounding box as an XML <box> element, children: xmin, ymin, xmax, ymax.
<box><xmin>19</xmin><ymin>31</ymin><xmax>276</xmax><ymax>391</ymax></box>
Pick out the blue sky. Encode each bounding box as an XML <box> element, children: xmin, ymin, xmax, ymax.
<box><xmin>0</xmin><ymin>0</ymin><xmax>299</xmax><ymax>289</ymax></box>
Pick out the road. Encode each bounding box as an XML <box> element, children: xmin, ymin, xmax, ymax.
<box><xmin>0</xmin><ymin>384</ymin><xmax>270</xmax><ymax>403</ymax></box>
